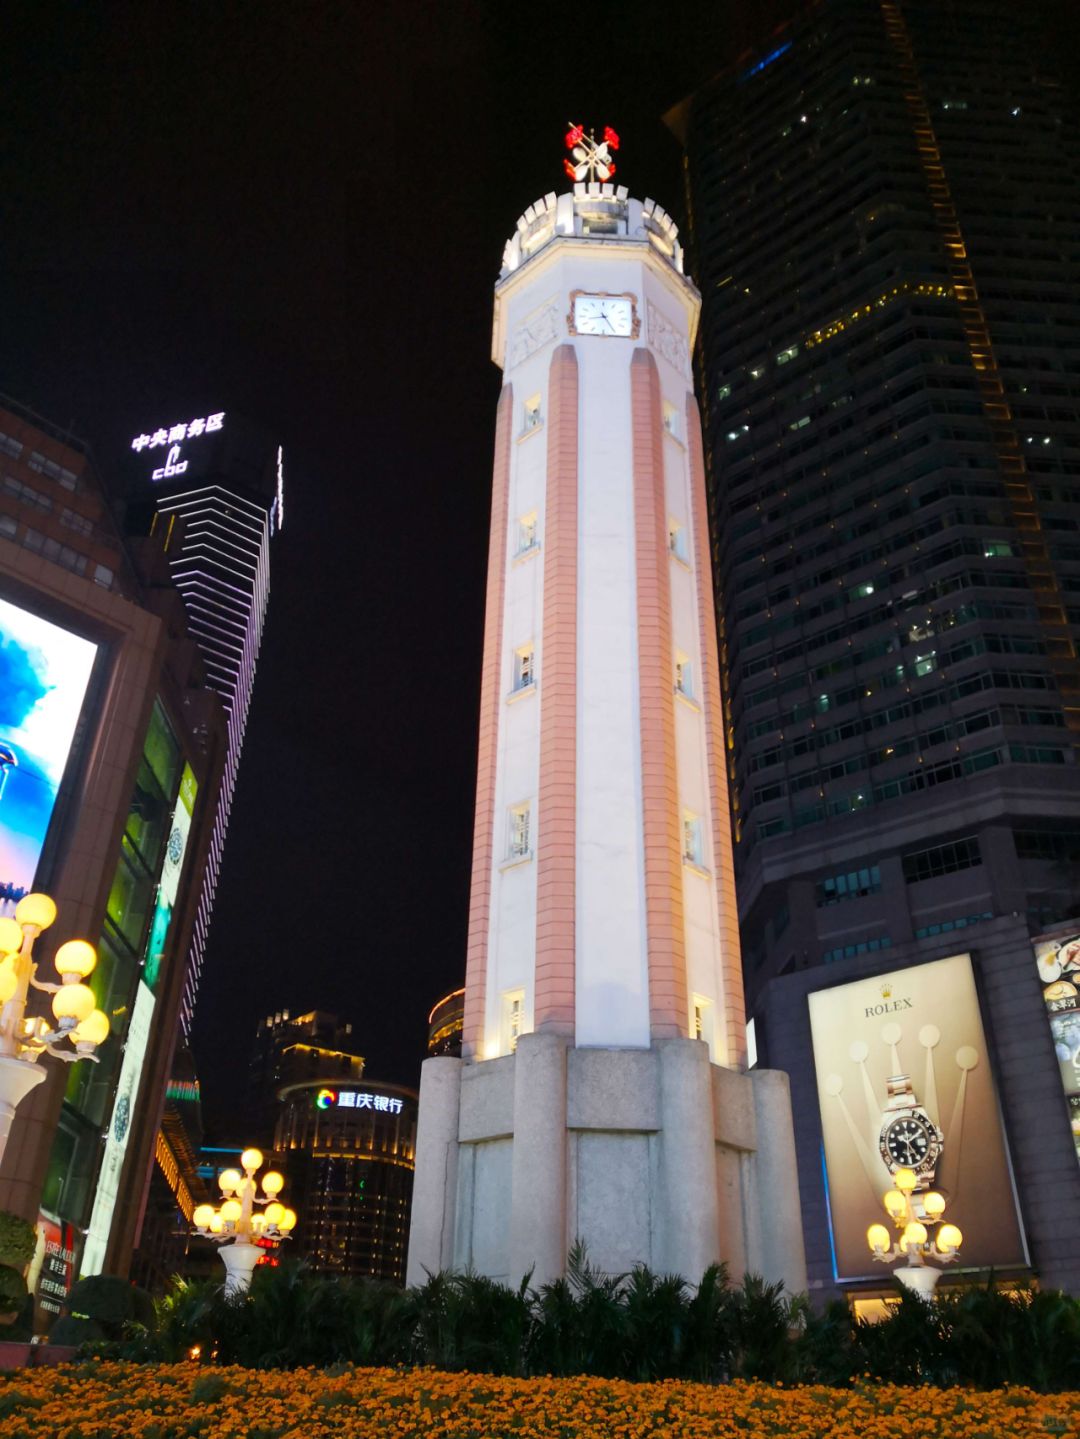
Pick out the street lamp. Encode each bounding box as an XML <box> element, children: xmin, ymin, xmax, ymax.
<box><xmin>191</xmin><ymin>1147</ymin><xmax>296</xmax><ymax>1294</ymax></box>
<box><xmin>0</xmin><ymin>893</ymin><xmax>110</xmax><ymax>1165</ymax></box>
<box><xmin>867</xmin><ymin>1165</ymin><xmax>963</xmax><ymax>1299</ymax></box>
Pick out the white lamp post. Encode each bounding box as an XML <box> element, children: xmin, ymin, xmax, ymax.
<box><xmin>867</xmin><ymin>1165</ymin><xmax>963</xmax><ymax>1299</ymax></box>
<box><xmin>191</xmin><ymin>1147</ymin><xmax>296</xmax><ymax>1294</ymax></box>
<box><xmin>0</xmin><ymin>893</ymin><xmax>111</xmax><ymax>1165</ymax></box>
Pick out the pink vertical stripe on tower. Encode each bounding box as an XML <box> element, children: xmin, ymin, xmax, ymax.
<box><xmin>687</xmin><ymin>393</ymin><xmax>747</xmax><ymax>1067</ymax></box>
<box><xmin>534</xmin><ymin>346</ymin><xmax>579</xmax><ymax>1035</ymax></box>
<box><xmin>462</xmin><ymin>384</ymin><xmax>514</xmax><ymax>1058</ymax></box>
<box><xmin>631</xmin><ymin>348</ymin><xmax>689</xmax><ymax>1040</ymax></box>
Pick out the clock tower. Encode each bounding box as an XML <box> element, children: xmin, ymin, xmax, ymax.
<box><xmin>408</xmin><ymin>145</ymin><xmax>806</xmax><ymax>1291</ymax></box>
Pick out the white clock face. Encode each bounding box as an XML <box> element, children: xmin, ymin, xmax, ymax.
<box><xmin>574</xmin><ymin>295</ymin><xmax>633</xmax><ymax>337</ymax></box>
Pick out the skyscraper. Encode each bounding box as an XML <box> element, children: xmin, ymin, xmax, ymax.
<box><xmin>408</xmin><ymin>154</ymin><xmax>805</xmax><ymax>1292</ymax></box>
<box><xmin>126</xmin><ymin>412</ymin><xmax>283</xmax><ymax>1031</ymax></box>
<box><xmin>673</xmin><ymin>0</ymin><xmax>1080</xmax><ymax>1294</ymax></box>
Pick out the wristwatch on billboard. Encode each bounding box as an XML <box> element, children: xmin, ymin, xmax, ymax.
<box><xmin>878</xmin><ymin>1074</ymin><xmax>943</xmax><ymax>1190</ymax></box>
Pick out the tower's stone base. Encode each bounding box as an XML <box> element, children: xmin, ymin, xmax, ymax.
<box><xmin>406</xmin><ymin>1032</ymin><xmax>807</xmax><ymax>1292</ymax></box>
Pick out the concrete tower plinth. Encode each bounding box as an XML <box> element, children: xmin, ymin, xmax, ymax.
<box><xmin>409</xmin><ymin>1035</ymin><xmax>806</xmax><ymax>1290</ymax></box>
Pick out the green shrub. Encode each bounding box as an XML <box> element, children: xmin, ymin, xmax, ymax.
<box><xmin>74</xmin><ymin>1254</ymin><xmax>1080</xmax><ymax>1390</ymax></box>
<box><xmin>48</xmin><ymin>1315</ymin><xmax>105</xmax><ymax>1346</ymax></box>
<box><xmin>0</xmin><ymin>1262</ymin><xmax>26</xmax><ymax>1312</ymax></box>
<box><xmin>0</xmin><ymin>1212</ymin><xmax>36</xmax><ymax>1271</ymax></box>
<box><xmin>66</xmin><ymin>1274</ymin><xmax>152</xmax><ymax>1327</ymax></box>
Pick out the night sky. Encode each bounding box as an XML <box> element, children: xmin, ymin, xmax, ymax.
<box><xmin>1</xmin><ymin>1</ymin><xmax>779</xmax><ymax>1130</ymax></box>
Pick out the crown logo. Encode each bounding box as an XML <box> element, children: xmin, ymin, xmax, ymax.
<box><xmin>880</xmin><ymin>981</ymin><xmax>893</xmax><ymax>999</ymax></box>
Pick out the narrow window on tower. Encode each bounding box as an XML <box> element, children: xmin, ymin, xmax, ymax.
<box><xmin>522</xmin><ymin>394</ymin><xmax>542</xmax><ymax>434</ymax></box>
<box><xmin>674</xmin><ymin>651</ymin><xmax>694</xmax><ymax>700</ymax></box>
<box><xmin>668</xmin><ymin>519</ymin><xmax>689</xmax><ymax>562</ymax></box>
<box><xmin>513</xmin><ymin>644</ymin><xmax>535</xmax><ymax>693</ymax></box>
<box><xmin>662</xmin><ymin>402</ymin><xmax>680</xmax><ymax>440</ymax></box>
<box><xmin>508</xmin><ymin>802</ymin><xmax>532</xmax><ymax>861</ymax></box>
<box><xmin>682</xmin><ymin>812</ymin><xmax>705</xmax><ymax>868</ymax></box>
<box><xmin>691</xmin><ymin>994</ymin><xmax>713</xmax><ymax>1057</ymax></box>
<box><xmin>501</xmin><ymin>990</ymin><xmax>525</xmax><ymax>1054</ymax></box>
<box><xmin>516</xmin><ymin>511</ymin><xmax>539</xmax><ymax>556</ymax></box>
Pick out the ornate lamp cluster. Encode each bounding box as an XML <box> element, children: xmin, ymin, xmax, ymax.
<box><xmin>0</xmin><ymin>893</ymin><xmax>111</xmax><ymax>1063</ymax></box>
<box><xmin>192</xmin><ymin>1148</ymin><xmax>295</xmax><ymax>1294</ymax></box>
<box><xmin>867</xmin><ymin>1165</ymin><xmax>963</xmax><ymax>1298</ymax></box>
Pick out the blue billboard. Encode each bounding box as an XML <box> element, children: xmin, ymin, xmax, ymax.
<box><xmin>0</xmin><ymin>597</ymin><xmax>97</xmax><ymax>904</ymax></box>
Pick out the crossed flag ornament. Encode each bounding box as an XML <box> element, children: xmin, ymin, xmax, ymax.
<box><xmin>564</xmin><ymin>124</ymin><xmax>620</xmax><ymax>183</ymax></box>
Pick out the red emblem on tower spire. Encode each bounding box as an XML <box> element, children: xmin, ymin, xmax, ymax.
<box><xmin>564</xmin><ymin>123</ymin><xmax>619</xmax><ymax>183</ymax></box>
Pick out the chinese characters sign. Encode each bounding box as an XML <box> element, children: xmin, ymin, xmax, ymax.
<box><xmin>315</xmin><ymin>1088</ymin><xmax>404</xmax><ymax>1114</ymax></box>
<box><xmin>131</xmin><ymin>413</ymin><xmax>225</xmax><ymax>483</ymax></box>
<box><xmin>1033</xmin><ymin>931</ymin><xmax>1080</xmax><ymax>1167</ymax></box>
<box><xmin>34</xmin><ymin>1213</ymin><xmax>77</xmax><ymax>1317</ymax></box>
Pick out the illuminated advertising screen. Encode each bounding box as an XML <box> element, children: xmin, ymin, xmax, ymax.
<box><xmin>145</xmin><ymin>763</ymin><xmax>197</xmax><ymax>992</ymax></box>
<box><xmin>0</xmin><ymin>597</ymin><xmax>97</xmax><ymax>902</ymax></box>
<box><xmin>81</xmin><ymin>764</ymin><xmax>198</xmax><ymax>1276</ymax></box>
<box><xmin>1032</xmin><ymin>931</ymin><xmax>1080</xmax><ymax>1167</ymax></box>
<box><xmin>808</xmin><ymin>954</ymin><xmax>1027</xmax><ymax>1282</ymax></box>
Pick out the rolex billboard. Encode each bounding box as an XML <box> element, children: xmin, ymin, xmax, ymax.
<box><xmin>808</xmin><ymin>953</ymin><xmax>1027</xmax><ymax>1282</ymax></box>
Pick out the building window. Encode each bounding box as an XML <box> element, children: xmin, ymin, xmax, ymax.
<box><xmin>775</xmin><ymin>344</ymin><xmax>799</xmax><ymax>364</ymax></box>
<box><xmin>60</xmin><ymin>507</ymin><xmax>93</xmax><ymax>537</ymax></box>
<box><xmin>0</xmin><ymin>431</ymin><xmax>23</xmax><ymax>460</ymax></box>
<box><xmin>691</xmin><ymin>994</ymin><xmax>713</xmax><ymax>1054</ymax></box>
<box><xmin>1014</xmin><ymin>829</ymin><xmax>1080</xmax><ymax>863</ymax></box>
<box><xmin>26</xmin><ymin>452</ymin><xmax>78</xmax><ymax>489</ymax></box>
<box><xmin>902</xmin><ymin>836</ymin><xmax>981</xmax><ymax>884</ymax></box>
<box><xmin>516</xmin><ymin>512</ymin><xmax>539</xmax><ymax>555</ymax></box>
<box><xmin>508</xmin><ymin>803</ymin><xmax>532</xmax><ymax>861</ymax></box>
<box><xmin>822</xmin><ymin>935</ymin><xmax>891</xmax><ymax>965</ymax></box>
<box><xmin>523</xmin><ymin>395</ymin><xmax>542</xmax><ymax>433</ymax></box>
<box><xmin>513</xmin><ymin>644</ymin><xmax>535</xmax><ymax>692</ymax></box>
<box><xmin>668</xmin><ymin>519</ymin><xmax>688</xmax><ymax>561</ymax></box>
<box><xmin>914</xmin><ymin>911</ymin><xmax>993</xmax><ymax>940</ymax></box>
<box><xmin>502</xmin><ymin>991</ymin><xmax>525</xmax><ymax>1054</ymax></box>
<box><xmin>674</xmin><ymin>652</ymin><xmax>694</xmax><ymax>699</ymax></box>
<box><xmin>662</xmin><ymin>402</ymin><xmax>680</xmax><ymax>439</ymax></box>
<box><xmin>4</xmin><ymin>475</ymin><xmax>51</xmax><ymax>512</ymax></box>
<box><xmin>682</xmin><ymin>812</ymin><xmax>704</xmax><ymax>867</ymax></box>
<box><xmin>816</xmin><ymin>865</ymin><xmax>882</xmax><ymax>907</ymax></box>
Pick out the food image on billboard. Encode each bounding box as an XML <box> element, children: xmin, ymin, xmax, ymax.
<box><xmin>808</xmin><ymin>953</ymin><xmax>1027</xmax><ymax>1282</ymax></box>
<box><xmin>1032</xmin><ymin>930</ymin><xmax>1080</xmax><ymax>1167</ymax></box>
<box><xmin>0</xmin><ymin>598</ymin><xmax>97</xmax><ymax>903</ymax></box>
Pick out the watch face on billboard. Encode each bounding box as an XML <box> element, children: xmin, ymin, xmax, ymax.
<box><xmin>1032</xmin><ymin>929</ymin><xmax>1080</xmax><ymax>1167</ymax></box>
<box><xmin>808</xmin><ymin>953</ymin><xmax>1027</xmax><ymax>1282</ymax></box>
<box><xmin>0</xmin><ymin>597</ymin><xmax>97</xmax><ymax>903</ymax></box>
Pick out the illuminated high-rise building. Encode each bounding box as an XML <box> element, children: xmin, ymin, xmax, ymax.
<box><xmin>670</xmin><ymin>0</ymin><xmax>1080</xmax><ymax>1295</ymax></box>
<box><xmin>0</xmin><ymin>394</ymin><xmax>228</xmax><ymax>1306</ymax></box>
<box><xmin>408</xmin><ymin>144</ymin><xmax>805</xmax><ymax>1292</ymax></box>
<box><xmin>126</xmin><ymin>413</ymin><xmax>283</xmax><ymax>1031</ymax></box>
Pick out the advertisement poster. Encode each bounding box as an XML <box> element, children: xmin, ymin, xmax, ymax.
<box><xmin>808</xmin><ymin>954</ymin><xmax>1027</xmax><ymax>1281</ymax></box>
<box><xmin>1032</xmin><ymin>930</ymin><xmax>1080</xmax><ymax>1166</ymax></box>
<box><xmin>0</xmin><ymin>597</ymin><xmax>97</xmax><ymax>902</ymax></box>
<box><xmin>32</xmin><ymin>1212</ymin><xmax>77</xmax><ymax>1318</ymax></box>
<box><xmin>80</xmin><ymin>979</ymin><xmax>155</xmax><ymax>1276</ymax></box>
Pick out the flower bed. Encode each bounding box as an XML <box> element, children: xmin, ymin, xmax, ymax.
<box><xmin>0</xmin><ymin>1363</ymin><xmax>1076</xmax><ymax>1439</ymax></box>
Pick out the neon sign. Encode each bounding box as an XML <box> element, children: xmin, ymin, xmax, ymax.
<box><xmin>132</xmin><ymin>413</ymin><xmax>225</xmax><ymax>484</ymax></box>
<box><xmin>315</xmin><ymin>1089</ymin><xmax>405</xmax><ymax>1115</ymax></box>
<box><xmin>131</xmin><ymin>414</ymin><xmax>225</xmax><ymax>451</ymax></box>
